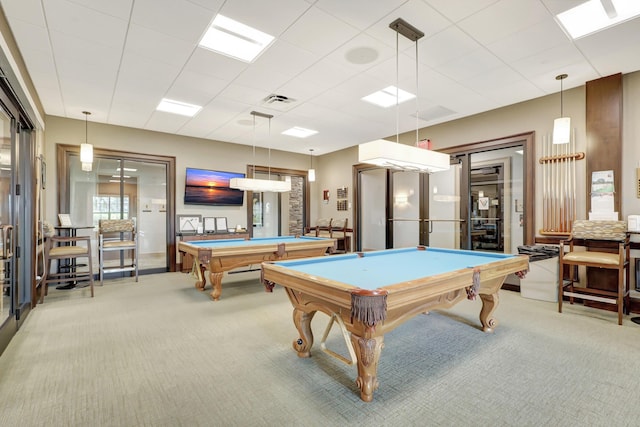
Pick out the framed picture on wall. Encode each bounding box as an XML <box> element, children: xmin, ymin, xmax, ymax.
<box><xmin>215</xmin><ymin>217</ymin><xmax>228</xmax><ymax>233</ymax></box>
<box><xmin>203</xmin><ymin>217</ymin><xmax>216</xmax><ymax>233</ymax></box>
<box><xmin>177</xmin><ymin>214</ymin><xmax>201</xmax><ymax>234</ymax></box>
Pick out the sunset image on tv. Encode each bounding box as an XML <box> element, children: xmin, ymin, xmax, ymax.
<box><xmin>184</xmin><ymin>168</ymin><xmax>245</xmax><ymax>206</ymax></box>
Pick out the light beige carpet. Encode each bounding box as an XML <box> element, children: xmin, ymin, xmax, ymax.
<box><xmin>1</xmin><ymin>271</ymin><xmax>639</xmax><ymax>427</ymax></box>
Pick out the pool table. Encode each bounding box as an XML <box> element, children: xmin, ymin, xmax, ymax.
<box><xmin>178</xmin><ymin>236</ymin><xmax>335</xmax><ymax>301</ymax></box>
<box><xmin>261</xmin><ymin>246</ymin><xmax>529</xmax><ymax>402</ymax></box>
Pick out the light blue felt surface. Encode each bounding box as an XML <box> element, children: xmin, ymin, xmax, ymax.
<box><xmin>186</xmin><ymin>236</ymin><xmax>329</xmax><ymax>248</ymax></box>
<box><xmin>270</xmin><ymin>247</ymin><xmax>519</xmax><ymax>290</ymax></box>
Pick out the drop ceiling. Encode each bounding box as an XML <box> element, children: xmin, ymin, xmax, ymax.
<box><xmin>2</xmin><ymin>0</ymin><xmax>640</xmax><ymax>155</ymax></box>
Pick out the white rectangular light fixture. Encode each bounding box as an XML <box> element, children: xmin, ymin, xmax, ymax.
<box><xmin>552</xmin><ymin>117</ymin><xmax>571</xmax><ymax>144</ymax></box>
<box><xmin>282</xmin><ymin>127</ymin><xmax>318</xmax><ymax>138</ymax></box>
<box><xmin>157</xmin><ymin>98</ymin><xmax>202</xmax><ymax>117</ymax></box>
<box><xmin>229</xmin><ymin>177</ymin><xmax>291</xmax><ymax>193</ymax></box>
<box><xmin>199</xmin><ymin>14</ymin><xmax>274</xmax><ymax>63</ymax></box>
<box><xmin>308</xmin><ymin>168</ymin><xmax>316</xmax><ymax>182</ymax></box>
<box><xmin>556</xmin><ymin>0</ymin><xmax>640</xmax><ymax>39</ymax></box>
<box><xmin>358</xmin><ymin>139</ymin><xmax>450</xmax><ymax>173</ymax></box>
<box><xmin>362</xmin><ymin>86</ymin><xmax>415</xmax><ymax>108</ymax></box>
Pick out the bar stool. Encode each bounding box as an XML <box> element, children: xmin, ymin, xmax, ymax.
<box><xmin>40</xmin><ymin>235</ymin><xmax>94</xmax><ymax>303</ymax></box>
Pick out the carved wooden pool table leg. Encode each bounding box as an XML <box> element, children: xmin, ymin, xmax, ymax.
<box><xmin>350</xmin><ymin>332</ymin><xmax>384</xmax><ymax>402</ymax></box>
<box><xmin>292</xmin><ymin>308</ymin><xmax>316</xmax><ymax>357</ymax></box>
<box><xmin>208</xmin><ymin>271</ymin><xmax>224</xmax><ymax>301</ymax></box>
<box><xmin>479</xmin><ymin>292</ymin><xmax>499</xmax><ymax>332</ymax></box>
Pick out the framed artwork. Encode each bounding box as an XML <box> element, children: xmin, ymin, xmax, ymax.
<box><xmin>337</xmin><ymin>187</ymin><xmax>348</xmax><ymax>199</ymax></box>
<box><xmin>177</xmin><ymin>214</ymin><xmax>201</xmax><ymax>234</ymax></box>
<box><xmin>58</xmin><ymin>213</ymin><xmax>72</xmax><ymax>226</ymax></box>
<box><xmin>215</xmin><ymin>217</ymin><xmax>228</xmax><ymax>232</ymax></box>
<box><xmin>203</xmin><ymin>217</ymin><xmax>217</xmax><ymax>233</ymax></box>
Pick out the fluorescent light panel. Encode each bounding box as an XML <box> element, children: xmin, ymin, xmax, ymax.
<box><xmin>282</xmin><ymin>127</ymin><xmax>318</xmax><ymax>138</ymax></box>
<box><xmin>157</xmin><ymin>98</ymin><xmax>202</xmax><ymax>117</ymax></box>
<box><xmin>362</xmin><ymin>86</ymin><xmax>415</xmax><ymax>108</ymax></box>
<box><xmin>557</xmin><ymin>0</ymin><xmax>640</xmax><ymax>39</ymax></box>
<box><xmin>199</xmin><ymin>14</ymin><xmax>274</xmax><ymax>63</ymax></box>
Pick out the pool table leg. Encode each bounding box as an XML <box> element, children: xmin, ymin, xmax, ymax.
<box><xmin>208</xmin><ymin>271</ymin><xmax>224</xmax><ymax>301</ymax></box>
<box><xmin>193</xmin><ymin>260</ymin><xmax>207</xmax><ymax>291</ymax></box>
<box><xmin>292</xmin><ymin>308</ymin><xmax>316</xmax><ymax>357</ymax></box>
<box><xmin>479</xmin><ymin>292</ymin><xmax>499</xmax><ymax>332</ymax></box>
<box><xmin>350</xmin><ymin>332</ymin><xmax>383</xmax><ymax>402</ymax></box>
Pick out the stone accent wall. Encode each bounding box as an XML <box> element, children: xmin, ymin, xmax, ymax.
<box><xmin>288</xmin><ymin>176</ymin><xmax>304</xmax><ymax>236</ymax></box>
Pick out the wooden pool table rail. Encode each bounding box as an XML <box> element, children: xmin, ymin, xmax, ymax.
<box><xmin>178</xmin><ymin>237</ymin><xmax>335</xmax><ymax>301</ymax></box>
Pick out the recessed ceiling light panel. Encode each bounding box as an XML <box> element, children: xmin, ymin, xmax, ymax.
<box><xmin>362</xmin><ymin>86</ymin><xmax>415</xmax><ymax>108</ymax></box>
<box><xmin>199</xmin><ymin>14</ymin><xmax>275</xmax><ymax>63</ymax></box>
<box><xmin>282</xmin><ymin>127</ymin><xmax>318</xmax><ymax>138</ymax></box>
<box><xmin>556</xmin><ymin>0</ymin><xmax>640</xmax><ymax>39</ymax></box>
<box><xmin>157</xmin><ymin>98</ymin><xmax>202</xmax><ymax>117</ymax></box>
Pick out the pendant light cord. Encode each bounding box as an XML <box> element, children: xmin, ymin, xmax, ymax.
<box><xmin>415</xmin><ymin>35</ymin><xmax>419</xmax><ymax>147</ymax></box>
<box><xmin>395</xmin><ymin>29</ymin><xmax>399</xmax><ymax>144</ymax></box>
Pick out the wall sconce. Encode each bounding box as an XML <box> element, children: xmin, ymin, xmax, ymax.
<box><xmin>552</xmin><ymin>74</ymin><xmax>570</xmax><ymax>144</ymax></box>
<box><xmin>80</xmin><ymin>111</ymin><xmax>93</xmax><ymax>171</ymax></box>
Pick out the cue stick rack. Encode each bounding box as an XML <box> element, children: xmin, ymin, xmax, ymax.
<box><xmin>539</xmin><ymin>134</ymin><xmax>584</xmax><ymax>236</ymax></box>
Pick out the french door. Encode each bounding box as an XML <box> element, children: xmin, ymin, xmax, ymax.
<box><xmin>355</xmin><ymin>137</ymin><xmax>531</xmax><ymax>253</ymax></box>
<box><xmin>58</xmin><ymin>146</ymin><xmax>176</xmax><ymax>276</ymax></box>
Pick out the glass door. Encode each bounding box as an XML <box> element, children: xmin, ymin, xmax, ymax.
<box><xmin>67</xmin><ymin>156</ymin><xmax>170</xmax><ymax>276</ymax></box>
<box><xmin>469</xmin><ymin>147</ymin><xmax>524</xmax><ymax>254</ymax></box>
<box><xmin>0</xmin><ymin>109</ymin><xmax>14</xmax><ymax>327</ymax></box>
<box><xmin>427</xmin><ymin>162</ymin><xmax>463</xmax><ymax>249</ymax></box>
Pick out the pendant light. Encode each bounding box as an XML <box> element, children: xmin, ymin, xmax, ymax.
<box><xmin>552</xmin><ymin>74</ymin><xmax>571</xmax><ymax>144</ymax></box>
<box><xmin>308</xmin><ymin>149</ymin><xmax>316</xmax><ymax>182</ymax></box>
<box><xmin>80</xmin><ymin>111</ymin><xmax>93</xmax><ymax>171</ymax></box>
<box><xmin>358</xmin><ymin>18</ymin><xmax>449</xmax><ymax>173</ymax></box>
<box><xmin>229</xmin><ymin>111</ymin><xmax>291</xmax><ymax>192</ymax></box>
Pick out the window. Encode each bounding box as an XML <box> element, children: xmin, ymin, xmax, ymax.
<box><xmin>92</xmin><ymin>195</ymin><xmax>129</xmax><ymax>226</ymax></box>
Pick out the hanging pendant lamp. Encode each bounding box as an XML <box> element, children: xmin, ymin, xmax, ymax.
<box><xmin>308</xmin><ymin>149</ymin><xmax>316</xmax><ymax>182</ymax></box>
<box><xmin>358</xmin><ymin>18</ymin><xmax>449</xmax><ymax>173</ymax></box>
<box><xmin>229</xmin><ymin>111</ymin><xmax>291</xmax><ymax>192</ymax></box>
<box><xmin>552</xmin><ymin>74</ymin><xmax>571</xmax><ymax>144</ymax></box>
<box><xmin>80</xmin><ymin>111</ymin><xmax>93</xmax><ymax>171</ymax></box>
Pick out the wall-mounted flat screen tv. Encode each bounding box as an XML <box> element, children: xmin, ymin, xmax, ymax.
<box><xmin>184</xmin><ymin>167</ymin><xmax>245</xmax><ymax>206</ymax></box>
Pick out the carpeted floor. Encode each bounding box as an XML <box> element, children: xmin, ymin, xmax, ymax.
<box><xmin>1</xmin><ymin>271</ymin><xmax>639</xmax><ymax>426</ymax></box>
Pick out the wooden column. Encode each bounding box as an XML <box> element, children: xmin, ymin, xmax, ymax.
<box><xmin>586</xmin><ymin>73</ymin><xmax>622</xmax><ymax>214</ymax></box>
<box><xmin>585</xmin><ymin>73</ymin><xmax>623</xmax><ymax>299</ymax></box>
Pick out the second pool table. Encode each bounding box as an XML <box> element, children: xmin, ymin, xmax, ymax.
<box><xmin>178</xmin><ymin>235</ymin><xmax>335</xmax><ymax>301</ymax></box>
<box><xmin>261</xmin><ymin>246</ymin><xmax>529</xmax><ymax>402</ymax></box>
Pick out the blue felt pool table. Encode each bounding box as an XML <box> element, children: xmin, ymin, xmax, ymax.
<box><xmin>178</xmin><ymin>236</ymin><xmax>335</xmax><ymax>301</ymax></box>
<box><xmin>261</xmin><ymin>246</ymin><xmax>529</xmax><ymax>402</ymax></box>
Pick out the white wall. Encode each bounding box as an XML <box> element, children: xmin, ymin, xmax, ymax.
<box><xmin>44</xmin><ymin>116</ymin><xmax>312</xmax><ymax>229</ymax></box>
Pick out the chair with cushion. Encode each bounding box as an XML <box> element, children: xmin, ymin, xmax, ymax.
<box><xmin>329</xmin><ymin>218</ymin><xmax>350</xmax><ymax>253</ymax></box>
<box><xmin>305</xmin><ymin>218</ymin><xmax>332</xmax><ymax>238</ymax></box>
<box><xmin>40</xmin><ymin>234</ymin><xmax>94</xmax><ymax>302</ymax></box>
<box><xmin>558</xmin><ymin>219</ymin><xmax>629</xmax><ymax>325</ymax></box>
<box><xmin>98</xmin><ymin>219</ymin><xmax>138</xmax><ymax>286</ymax></box>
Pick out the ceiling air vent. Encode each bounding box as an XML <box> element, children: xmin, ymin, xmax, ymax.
<box><xmin>263</xmin><ymin>94</ymin><xmax>295</xmax><ymax>104</ymax></box>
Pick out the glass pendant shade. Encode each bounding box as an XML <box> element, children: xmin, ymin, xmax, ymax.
<box><xmin>552</xmin><ymin>117</ymin><xmax>571</xmax><ymax>144</ymax></box>
<box><xmin>80</xmin><ymin>143</ymin><xmax>93</xmax><ymax>163</ymax></box>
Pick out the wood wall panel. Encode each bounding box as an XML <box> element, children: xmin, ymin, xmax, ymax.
<box><xmin>585</xmin><ymin>73</ymin><xmax>622</xmax><ymax>214</ymax></box>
